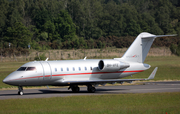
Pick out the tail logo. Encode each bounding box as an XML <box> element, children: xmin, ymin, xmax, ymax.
<box><xmin>126</xmin><ymin>55</ymin><xmax>139</xmax><ymax>58</ymax></box>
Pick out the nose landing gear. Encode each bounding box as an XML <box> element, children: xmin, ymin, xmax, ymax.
<box><xmin>18</xmin><ymin>86</ymin><xmax>23</xmax><ymax>95</ymax></box>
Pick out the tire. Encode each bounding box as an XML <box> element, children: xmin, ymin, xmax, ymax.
<box><xmin>72</xmin><ymin>87</ymin><xmax>80</xmax><ymax>93</ymax></box>
<box><xmin>88</xmin><ymin>87</ymin><xmax>96</xmax><ymax>93</ymax></box>
<box><xmin>76</xmin><ymin>87</ymin><xmax>80</xmax><ymax>92</ymax></box>
<box><xmin>18</xmin><ymin>91</ymin><xmax>23</xmax><ymax>95</ymax></box>
<box><xmin>20</xmin><ymin>91</ymin><xmax>23</xmax><ymax>95</ymax></box>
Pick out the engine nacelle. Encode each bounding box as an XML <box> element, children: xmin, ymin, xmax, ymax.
<box><xmin>98</xmin><ymin>60</ymin><xmax>129</xmax><ymax>72</ymax></box>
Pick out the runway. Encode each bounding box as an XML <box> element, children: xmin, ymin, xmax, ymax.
<box><xmin>0</xmin><ymin>81</ymin><xmax>180</xmax><ymax>99</ymax></box>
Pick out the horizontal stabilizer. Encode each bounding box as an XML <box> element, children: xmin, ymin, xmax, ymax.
<box><xmin>146</xmin><ymin>67</ymin><xmax>158</xmax><ymax>80</ymax></box>
<box><xmin>142</xmin><ymin>34</ymin><xmax>177</xmax><ymax>39</ymax></box>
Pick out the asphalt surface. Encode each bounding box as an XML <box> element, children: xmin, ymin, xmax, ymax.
<box><xmin>0</xmin><ymin>81</ymin><xmax>180</xmax><ymax>99</ymax></box>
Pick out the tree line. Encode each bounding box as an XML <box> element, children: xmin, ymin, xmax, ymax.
<box><xmin>0</xmin><ymin>0</ymin><xmax>180</xmax><ymax>50</ymax></box>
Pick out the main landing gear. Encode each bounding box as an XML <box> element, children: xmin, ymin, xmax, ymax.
<box><xmin>68</xmin><ymin>85</ymin><xmax>80</xmax><ymax>93</ymax></box>
<box><xmin>68</xmin><ymin>84</ymin><xmax>96</xmax><ymax>93</ymax></box>
<box><xmin>18</xmin><ymin>86</ymin><xmax>23</xmax><ymax>95</ymax></box>
<box><xmin>87</xmin><ymin>84</ymin><xmax>96</xmax><ymax>93</ymax></box>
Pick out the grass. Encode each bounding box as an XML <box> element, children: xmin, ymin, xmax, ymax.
<box><xmin>0</xmin><ymin>92</ymin><xmax>180</xmax><ymax>114</ymax></box>
<box><xmin>131</xmin><ymin>56</ymin><xmax>180</xmax><ymax>80</ymax></box>
<box><xmin>0</xmin><ymin>56</ymin><xmax>180</xmax><ymax>89</ymax></box>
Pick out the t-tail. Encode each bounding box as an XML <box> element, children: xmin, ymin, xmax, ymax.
<box><xmin>122</xmin><ymin>32</ymin><xmax>176</xmax><ymax>63</ymax></box>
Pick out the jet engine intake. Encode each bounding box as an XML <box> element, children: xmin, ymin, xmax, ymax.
<box><xmin>98</xmin><ymin>60</ymin><xmax>129</xmax><ymax>72</ymax></box>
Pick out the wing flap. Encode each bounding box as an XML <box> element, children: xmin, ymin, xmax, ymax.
<box><xmin>61</xmin><ymin>78</ymin><xmax>144</xmax><ymax>84</ymax></box>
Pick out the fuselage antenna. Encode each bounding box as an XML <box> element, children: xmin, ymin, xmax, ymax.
<box><xmin>45</xmin><ymin>58</ymin><xmax>49</xmax><ymax>61</ymax></box>
<box><xmin>84</xmin><ymin>56</ymin><xmax>87</xmax><ymax>60</ymax></box>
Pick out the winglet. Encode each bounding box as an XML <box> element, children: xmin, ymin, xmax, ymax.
<box><xmin>146</xmin><ymin>67</ymin><xmax>158</xmax><ymax>80</ymax></box>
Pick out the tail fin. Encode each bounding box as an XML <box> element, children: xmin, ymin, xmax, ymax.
<box><xmin>122</xmin><ymin>32</ymin><xmax>176</xmax><ymax>63</ymax></box>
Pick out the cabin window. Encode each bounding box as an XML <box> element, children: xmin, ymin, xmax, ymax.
<box><xmin>85</xmin><ymin>67</ymin><xmax>87</xmax><ymax>70</ymax></box>
<box><xmin>67</xmin><ymin>67</ymin><xmax>69</xmax><ymax>71</ymax></box>
<box><xmin>79</xmin><ymin>67</ymin><xmax>81</xmax><ymax>71</ymax></box>
<box><xmin>73</xmin><ymin>67</ymin><xmax>75</xmax><ymax>71</ymax></box>
<box><xmin>90</xmin><ymin>67</ymin><xmax>92</xmax><ymax>70</ymax></box>
<box><xmin>17</xmin><ymin>67</ymin><xmax>27</xmax><ymax>71</ymax></box>
<box><xmin>26</xmin><ymin>67</ymin><xmax>36</xmax><ymax>71</ymax></box>
<box><xmin>55</xmin><ymin>68</ymin><xmax>57</xmax><ymax>72</ymax></box>
<box><xmin>61</xmin><ymin>68</ymin><xmax>63</xmax><ymax>71</ymax></box>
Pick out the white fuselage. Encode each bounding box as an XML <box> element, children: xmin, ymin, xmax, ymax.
<box><xmin>3</xmin><ymin>59</ymin><xmax>150</xmax><ymax>86</ymax></box>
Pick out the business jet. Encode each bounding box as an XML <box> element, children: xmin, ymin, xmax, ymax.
<box><xmin>3</xmin><ymin>32</ymin><xmax>176</xmax><ymax>95</ymax></box>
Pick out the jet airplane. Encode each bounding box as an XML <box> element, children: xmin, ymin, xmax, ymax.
<box><xmin>3</xmin><ymin>32</ymin><xmax>176</xmax><ymax>95</ymax></box>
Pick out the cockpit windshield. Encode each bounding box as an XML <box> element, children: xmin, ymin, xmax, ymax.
<box><xmin>17</xmin><ymin>67</ymin><xmax>36</xmax><ymax>71</ymax></box>
<box><xmin>17</xmin><ymin>67</ymin><xmax>27</xmax><ymax>71</ymax></box>
<box><xmin>26</xmin><ymin>67</ymin><xmax>36</xmax><ymax>71</ymax></box>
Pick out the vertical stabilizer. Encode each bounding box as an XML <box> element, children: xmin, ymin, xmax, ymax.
<box><xmin>122</xmin><ymin>32</ymin><xmax>176</xmax><ymax>63</ymax></box>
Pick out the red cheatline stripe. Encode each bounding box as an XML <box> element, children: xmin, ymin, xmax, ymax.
<box><xmin>10</xmin><ymin>70</ymin><xmax>144</xmax><ymax>81</ymax></box>
<box><xmin>13</xmin><ymin>76</ymin><xmax>43</xmax><ymax>81</ymax></box>
<box><xmin>44</xmin><ymin>75</ymin><xmax>51</xmax><ymax>77</ymax></box>
<box><xmin>52</xmin><ymin>70</ymin><xmax>144</xmax><ymax>77</ymax></box>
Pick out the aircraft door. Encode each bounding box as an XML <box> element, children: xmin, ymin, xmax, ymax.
<box><xmin>40</xmin><ymin>61</ymin><xmax>52</xmax><ymax>80</ymax></box>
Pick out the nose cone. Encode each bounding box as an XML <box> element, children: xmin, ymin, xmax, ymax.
<box><xmin>2</xmin><ymin>71</ymin><xmax>21</xmax><ymax>86</ymax></box>
<box><xmin>3</xmin><ymin>78</ymin><xmax>8</xmax><ymax>83</ymax></box>
<box><xmin>3</xmin><ymin>76</ymin><xmax>12</xmax><ymax>84</ymax></box>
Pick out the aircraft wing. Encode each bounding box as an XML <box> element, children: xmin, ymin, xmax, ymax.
<box><xmin>59</xmin><ymin>67</ymin><xmax>158</xmax><ymax>84</ymax></box>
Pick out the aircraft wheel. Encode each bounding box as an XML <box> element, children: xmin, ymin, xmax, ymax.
<box><xmin>20</xmin><ymin>91</ymin><xmax>23</xmax><ymax>95</ymax></box>
<box><xmin>71</xmin><ymin>86</ymin><xmax>80</xmax><ymax>93</ymax></box>
<box><xmin>87</xmin><ymin>86</ymin><xmax>96</xmax><ymax>93</ymax></box>
<box><xmin>90</xmin><ymin>87</ymin><xmax>96</xmax><ymax>93</ymax></box>
<box><xmin>18</xmin><ymin>91</ymin><xmax>23</xmax><ymax>95</ymax></box>
<box><xmin>76</xmin><ymin>87</ymin><xmax>80</xmax><ymax>92</ymax></box>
